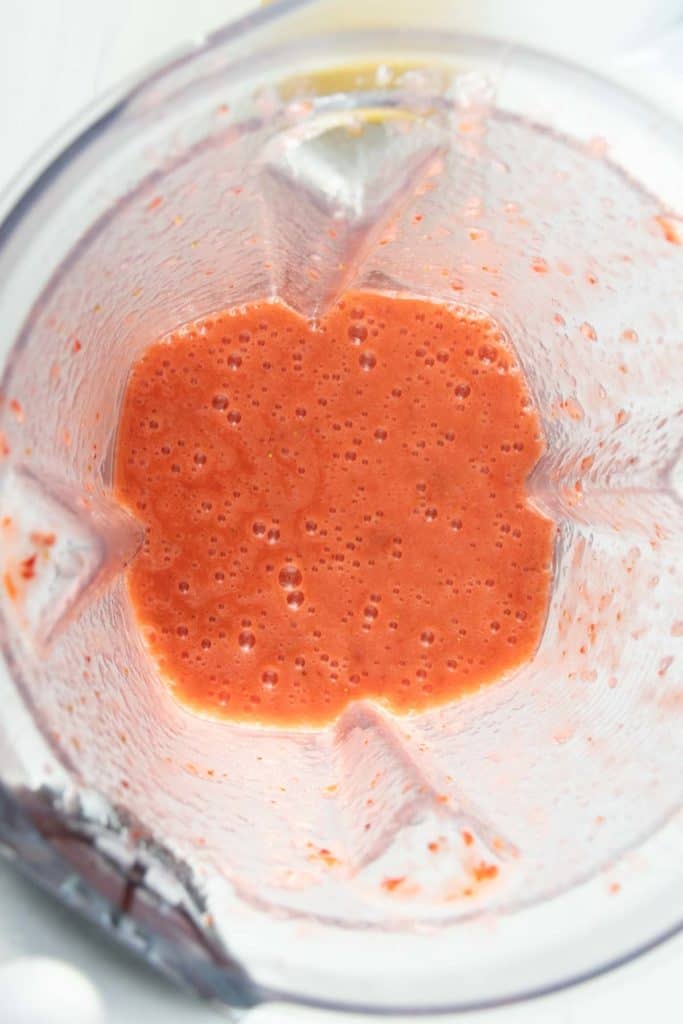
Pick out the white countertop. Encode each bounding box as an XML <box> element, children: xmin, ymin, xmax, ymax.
<box><xmin>0</xmin><ymin>2</ymin><xmax>681</xmax><ymax>1021</ymax></box>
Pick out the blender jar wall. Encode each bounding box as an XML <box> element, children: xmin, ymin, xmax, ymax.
<box><xmin>0</xmin><ymin>18</ymin><xmax>680</xmax><ymax>1014</ymax></box>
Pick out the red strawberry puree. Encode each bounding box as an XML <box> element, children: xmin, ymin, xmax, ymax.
<box><xmin>114</xmin><ymin>292</ymin><xmax>553</xmax><ymax>726</ymax></box>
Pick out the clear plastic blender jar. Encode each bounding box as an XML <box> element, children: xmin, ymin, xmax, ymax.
<box><xmin>0</xmin><ymin>0</ymin><xmax>681</xmax><ymax>1015</ymax></box>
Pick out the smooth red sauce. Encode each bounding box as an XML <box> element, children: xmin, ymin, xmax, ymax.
<box><xmin>115</xmin><ymin>293</ymin><xmax>553</xmax><ymax>726</ymax></box>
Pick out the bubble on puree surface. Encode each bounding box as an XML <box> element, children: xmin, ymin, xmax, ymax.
<box><xmin>114</xmin><ymin>292</ymin><xmax>554</xmax><ymax>726</ymax></box>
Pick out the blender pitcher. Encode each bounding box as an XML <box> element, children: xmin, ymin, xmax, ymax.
<box><xmin>0</xmin><ymin>0</ymin><xmax>681</xmax><ymax>1014</ymax></box>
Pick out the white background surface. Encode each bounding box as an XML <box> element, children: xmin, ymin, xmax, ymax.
<box><xmin>0</xmin><ymin>2</ymin><xmax>681</xmax><ymax>1021</ymax></box>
